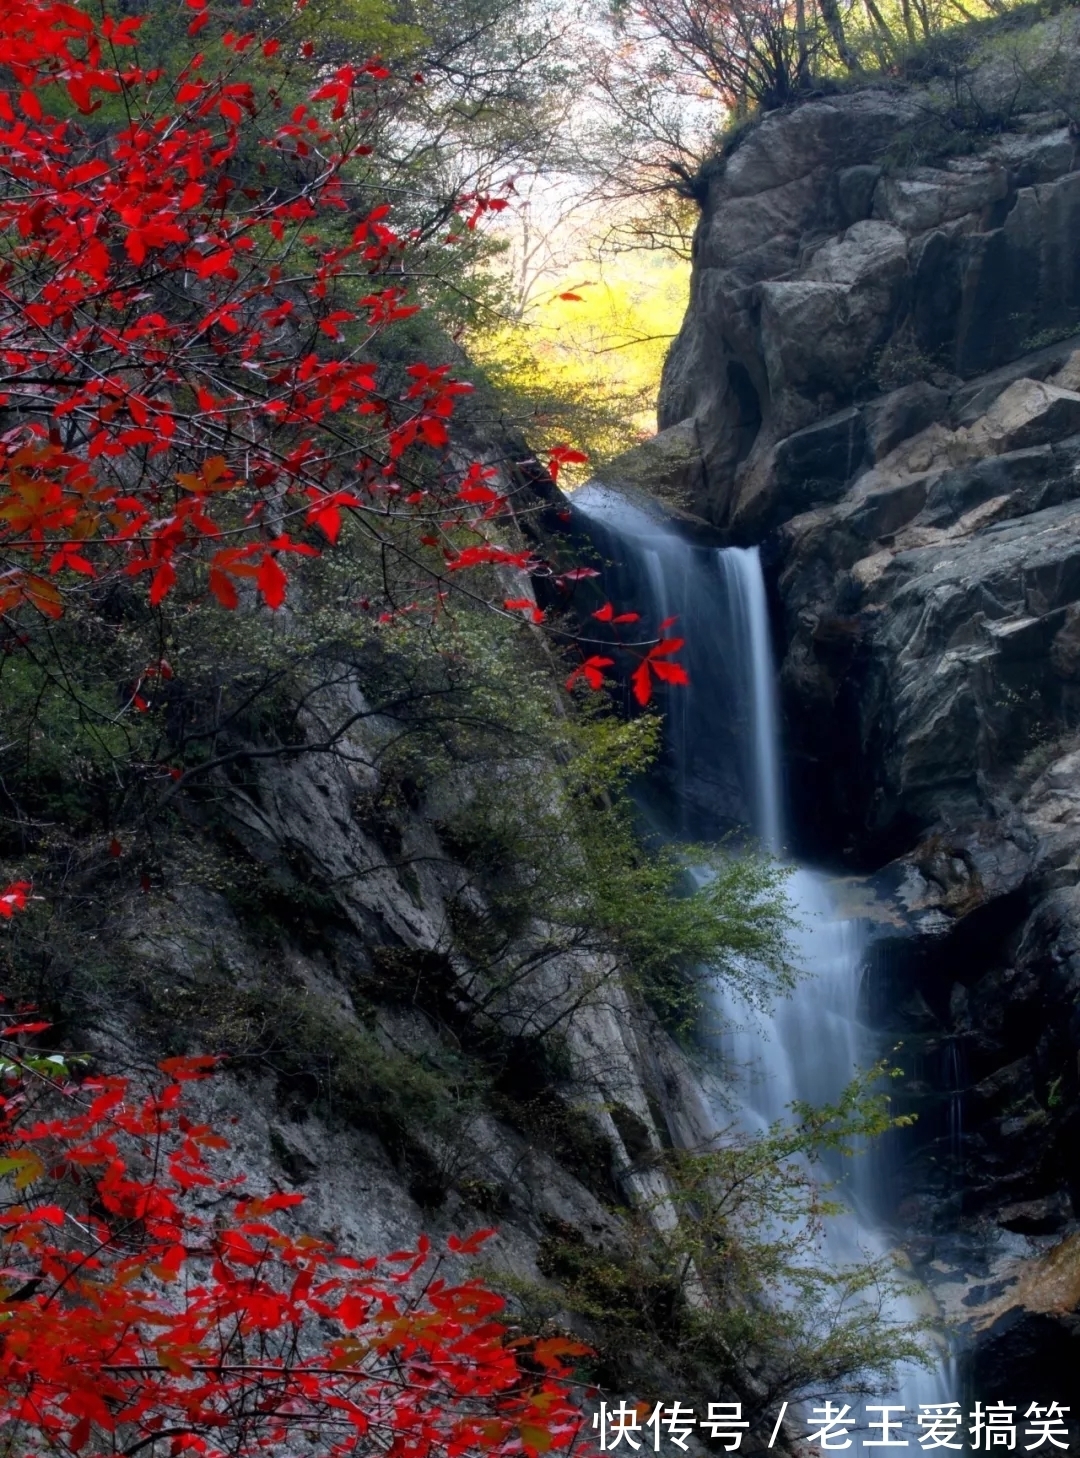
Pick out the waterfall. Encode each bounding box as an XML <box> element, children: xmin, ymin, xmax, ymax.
<box><xmin>714</xmin><ymin>547</ymin><xmax>783</xmax><ymax>857</ymax></box>
<box><xmin>571</xmin><ymin>486</ymin><xmax>950</xmax><ymax>1429</ymax></box>
<box><xmin>568</xmin><ymin>488</ymin><xmax>784</xmax><ymax>844</ymax></box>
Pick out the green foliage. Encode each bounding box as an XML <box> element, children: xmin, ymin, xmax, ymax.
<box><xmin>872</xmin><ymin>330</ymin><xmax>944</xmax><ymax>392</ymax></box>
<box><xmin>0</xmin><ymin>629</ymin><xmax>154</xmax><ymax>844</ymax></box>
<box><xmin>469</xmin><ymin>251</ymin><xmax>690</xmax><ymax>476</ymax></box>
<box><xmin>506</xmin><ymin>1064</ymin><xmax>930</xmax><ymax>1414</ymax></box>
<box><xmin>438</xmin><ymin>702</ymin><xmax>794</xmax><ymax>1040</ymax></box>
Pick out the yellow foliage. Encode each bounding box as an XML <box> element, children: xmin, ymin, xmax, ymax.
<box><xmin>470</xmin><ymin>250</ymin><xmax>689</xmax><ymax>486</ymax></box>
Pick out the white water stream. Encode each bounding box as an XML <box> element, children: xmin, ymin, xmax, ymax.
<box><xmin>572</xmin><ymin>486</ymin><xmax>951</xmax><ymax>1438</ymax></box>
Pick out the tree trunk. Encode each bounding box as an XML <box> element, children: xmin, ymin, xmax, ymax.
<box><xmin>815</xmin><ymin>0</ymin><xmax>859</xmax><ymax>71</ymax></box>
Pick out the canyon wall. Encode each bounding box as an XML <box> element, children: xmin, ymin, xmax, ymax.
<box><xmin>635</xmin><ymin>7</ymin><xmax>1080</xmax><ymax>1401</ymax></box>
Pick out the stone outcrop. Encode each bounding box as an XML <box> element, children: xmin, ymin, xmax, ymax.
<box><xmin>656</xmin><ymin>11</ymin><xmax>1080</xmax><ymax>540</ymax></box>
<box><xmin>83</xmin><ymin>642</ymin><xmax>727</xmax><ymax>1406</ymax></box>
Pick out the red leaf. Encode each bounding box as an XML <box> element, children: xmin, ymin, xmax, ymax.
<box><xmin>592</xmin><ymin>603</ymin><xmax>614</xmax><ymax>622</ymax></box>
<box><xmin>566</xmin><ymin>656</ymin><xmax>613</xmax><ymax>693</ymax></box>
<box><xmin>158</xmin><ymin>1054</ymin><xmax>219</xmax><ymax>1079</ymax></box>
<box><xmin>558</xmin><ymin>292</ymin><xmax>583</xmax><ymax>301</ymax></box>
<box><xmin>195</xmin><ymin>249</ymin><xmax>235</xmax><ymax>280</ymax></box>
<box><xmin>0</xmin><ymin>883</ymin><xmax>31</xmax><ymax>919</ymax></box>
<box><xmin>257</xmin><ymin>554</ymin><xmax>287</xmax><ymax>611</ymax></box>
<box><xmin>23</xmin><ymin>1204</ymin><xmax>65</xmax><ymax>1225</ymax></box>
<box><xmin>208</xmin><ymin>568</ymin><xmax>239</xmax><ymax>610</ymax></box>
<box><xmin>631</xmin><ymin>660</ymin><xmax>652</xmax><ymax>707</ymax></box>
<box><xmin>547</xmin><ymin>444</ymin><xmax>589</xmax><ymax>482</ymax></box>
<box><xmin>1</xmin><ymin>1020</ymin><xmax>50</xmax><ymax>1036</ymax></box>
<box><xmin>447</xmin><ymin>545</ymin><xmax>531</xmax><ymax>572</ymax></box>
<box><xmin>109</xmin><ymin>838</ymin><xmax>123</xmax><ymax>858</ymax></box>
<box><xmin>647</xmin><ymin>636</ymin><xmax>684</xmax><ymax>658</ymax></box>
<box><xmin>149</xmin><ymin>561</ymin><xmax>176</xmax><ymax>606</ymax></box>
<box><xmin>650</xmin><ymin>660</ymin><xmax>689</xmax><ymax>685</ymax></box>
<box><xmin>447</xmin><ymin>1227</ymin><xmax>497</xmax><ymax>1254</ymax></box>
<box><xmin>504</xmin><ymin>597</ymin><xmax>543</xmax><ymax>624</ymax></box>
<box><xmin>249</xmin><ymin>1191</ymin><xmax>304</xmax><ymax>1211</ymax></box>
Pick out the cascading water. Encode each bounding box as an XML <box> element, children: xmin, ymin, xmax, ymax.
<box><xmin>571</xmin><ymin>485</ymin><xmax>951</xmax><ymax>1437</ymax></box>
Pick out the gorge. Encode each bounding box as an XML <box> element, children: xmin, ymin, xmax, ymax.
<box><xmin>6</xmin><ymin>1</ymin><xmax>1080</xmax><ymax>1449</ymax></box>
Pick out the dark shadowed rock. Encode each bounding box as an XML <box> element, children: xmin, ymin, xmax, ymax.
<box><xmin>836</xmin><ymin>164</ymin><xmax>881</xmax><ymax>225</ymax></box>
<box><xmin>733</xmin><ymin>407</ymin><xmax>866</xmax><ymax>533</ymax></box>
<box><xmin>864</xmin><ymin>383</ymin><xmax>950</xmax><ymax>462</ymax></box>
<box><xmin>996</xmin><ymin>1194</ymin><xmax>1073</xmax><ymax>1234</ymax></box>
<box><xmin>972</xmin><ymin>1304</ymin><xmax>1080</xmax><ymax>1409</ymax></box>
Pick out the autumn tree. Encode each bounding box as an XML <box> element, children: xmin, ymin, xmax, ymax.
<box><xmin>0</xmin><ymin>0</ymin><xmax>690</xmax><ymax>865</ymax></box>
<box><xmin>0</xmin><ymin>1008</ymin><xmax>588</xmax><ymax>1458</ymax></box>
<box><xmin>564</xmin><ymin>0</ymin><xmax>1020</xmax><ymax>255</ymax></box>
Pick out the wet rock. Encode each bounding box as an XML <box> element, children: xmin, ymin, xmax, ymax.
<box><xmin>967</xmin><ymin>1232</ymin><xmax>1080</xmax><ymax>1408</ymax></box>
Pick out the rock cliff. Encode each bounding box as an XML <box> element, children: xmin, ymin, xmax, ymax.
<box><xmin>637</xmin><ymin>7</ymin><xmax>1080</xmax><ymax>1409</ymax></box>
<box><xmin>0</xmin><ymin>416</ymin><xmax>730</xmax><ymax>1429</ymax></box>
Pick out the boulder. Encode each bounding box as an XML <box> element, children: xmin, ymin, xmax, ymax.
<box><xmin>836</xmin><ymin>164</ymin><xmax>881</xmax><ymax>225</ymax></box>
<box><xmin>872</xmin><ymin>159</ymin><xmax>1008</xmax><ymax>233</ymax></box>
<box><xmin>996</xmin><ymin>1193</ymin><xmax>1073</xmax><ymax>1234</ymax></box>
<box><xmin>864</xmin><ymin>382</ymin><xmax>950</xmax><ymax>462</ymax></box>
<box><xmin>968</xmin><ymin>1233</ymin><xmax>1080</xmax><ymax>1409</ymax></box>
<box><xmin>1049</xmin><ymin>349</ymin><xmax>1080</xmax><ymax>392</ymax></box>
<box><xmin>971</xmin><ymin>1305</ymin><xmax>1080</xmax><ymax>1409</ymax></box>
<box><xmin>757</xmin><ymin>222</ymin><xmax>908</xmax><ymax>439</ymax></box>
<box><xmin>963</xmin><ymin>378</ymin><xmax>1080</xmax><ymax>455</ymax></box>
<box><xmin>589</xmin><ymin>419</ymin><xmax>708</xmax><ymax>518</ymax></box>
<box><xmin>732</xmin><ymin>407</ymin><xmax>866</xmax><ymax>533</ymax></box>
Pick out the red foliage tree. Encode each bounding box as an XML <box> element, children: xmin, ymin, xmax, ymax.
<box><xmin>0</xmin><ymin>1016</ymin><xmax>588</xmax><ymax>1458</ymax></box>
<box><xmin>0</xmin><ymin>0</ymin><xmax>681</xmax><ymax>690</ymax></box>
<box><xmin>0</xmin><ymin>14</ymin><xmax>685</xmax><ymax>1445</ymax></box>
<box><xmin>0</xmin><ymin>0</ymin><xmax>520</xmax><ymax>618</ymax></box>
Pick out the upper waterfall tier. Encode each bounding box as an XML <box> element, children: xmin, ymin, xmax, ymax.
<box><xmin>572</xmin><ymin>485</ymin><xmax>783</xmax><ymax>850</ymax></box>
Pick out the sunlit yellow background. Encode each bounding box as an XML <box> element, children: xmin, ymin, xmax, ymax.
<box><xmin>470</xmin><ymin>234</ymin><xmax>689</xmax><ymax>487</ymax></box>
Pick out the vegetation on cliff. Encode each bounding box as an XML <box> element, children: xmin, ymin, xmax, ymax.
<box><xmin>0</xmin><ymin>0</ymin><xmax>972</xmax><ymax>1442</ymax></box>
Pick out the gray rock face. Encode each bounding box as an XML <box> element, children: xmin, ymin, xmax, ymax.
<box><xmin>102</xmin><ymin>672</ymin><xmax>718</xmax><ymax>1357</ymax></box>
<box><xmin>649</xmin><ymin>14</ymin><xmax>1080</xmax><ymax>1400</ymax></box>
<box><xmin>658</xmin><ymin>17</ymin><xmax>1080</xmax><ymax>536</ymax></box>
